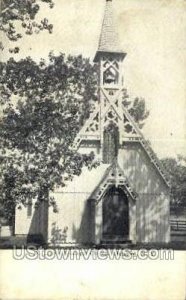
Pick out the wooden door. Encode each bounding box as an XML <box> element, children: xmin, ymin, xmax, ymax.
<box><xmin>102</xmin><ymin>187</ymin><xmax>129</xmax><ymax>241</ymax></box>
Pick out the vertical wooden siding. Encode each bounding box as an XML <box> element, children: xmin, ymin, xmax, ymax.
<box><xmin>118</xmin><ymin>143</ymin><xmax>170</xmax><ymax>243</ymax></box>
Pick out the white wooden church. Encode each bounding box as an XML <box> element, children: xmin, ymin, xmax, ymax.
<box><xmin>15</xmin><ymin>0</ymin><xmax>171</xmax><ymax>246</ymax></box>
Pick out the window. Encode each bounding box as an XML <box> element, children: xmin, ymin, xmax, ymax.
<box><xmin>27</xmin><ymin>201</ymin><xmax>32</xmax><ymax>218</ymax></box>
<box><xmin>103</xmin><ymin>123</ymin><xmax>119</xmax><ymax>163</ymax></box>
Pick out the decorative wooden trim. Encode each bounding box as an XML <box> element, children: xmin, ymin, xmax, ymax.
<box><xmin>90</xmin><ymin>163</ymin><xmax>138</xmax><ymax>204</ymax></box>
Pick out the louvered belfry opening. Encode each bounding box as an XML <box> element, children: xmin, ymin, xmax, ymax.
<box><xmin>103</xmin><ymin>122</ymin><xmax>119</xmax><ymax>164</ymax></box>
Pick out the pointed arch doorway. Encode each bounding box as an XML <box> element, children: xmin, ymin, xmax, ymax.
<box><xmin>102</xmin><ymin>186</ymin><xmax>129</xmax><ymax>241</ymax></box>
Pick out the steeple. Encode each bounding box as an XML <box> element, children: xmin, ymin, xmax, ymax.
<box><xmin>94</xmin><ymin>0</ymin><xmax>126</xmax><ymax>62</ymax></box>
<box><xmin>72</xmin><ymin>0</ymin><xmax>170</xmax><ymax>187</ymax></box>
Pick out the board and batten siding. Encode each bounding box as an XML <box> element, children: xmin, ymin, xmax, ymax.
<box><xmin>15</xmin><ymin>200</ymin><xmax>48</xmax><ymax>242</ymax></box>
<box><xmin>118</xmin><ymin>143</ymin><xmax>170</xmax><ymax>243</ymax></box>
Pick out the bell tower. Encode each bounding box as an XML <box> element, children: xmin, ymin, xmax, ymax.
<box><xmin>94</xmin><ymin>0</ymin><xmax>126</xmax><ymax>162</ymax></box>
<box><xmin>73</xmin><ymin>0</ymin><xmax>169</xmax><ymax>186</ymax></box>
<box><xmin>73</xmin><ymin>0</ymin><xmax>128</xmax><ymax>157</ymax></box>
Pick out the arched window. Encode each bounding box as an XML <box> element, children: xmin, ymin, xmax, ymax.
<box><xmin>103</xmin><ymin>123</ymin><xmax>119</xmax><ymax>163</ymax></box>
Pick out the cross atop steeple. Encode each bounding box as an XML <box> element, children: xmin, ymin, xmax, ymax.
<box><xmin>94</xmin><ymin>0</ymin><xmax>125</xmax><ymax>62</ymax></box>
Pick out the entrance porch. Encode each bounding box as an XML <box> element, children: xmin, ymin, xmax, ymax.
<box><xmin>90</xmin><ymin>185</ymin><xmax>137</xmax><ymax>245</ymax></box>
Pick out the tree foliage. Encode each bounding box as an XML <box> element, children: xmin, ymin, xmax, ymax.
<box><xmin>0</xmin><ymin>53</ymin><xmax>149</xmax><ymax>223</ymax></box>
<box><xmin>0</xmin><ymin>0</ymin><xmax>54</xmax><ymax>53</ymax></box>
<box><xmin>0</xmin><ymin>53</ymin><xmax>99</xmax><ymax>222</ymax></box>
<box><xmin>124</xmin><ymin>96</ymin><xmax>149</xmax><ymax>129</ymax></box>
<box><xmin>161</xmin><ymin>156</ymin><xmax>186</xmax><ymax>206</ymax></box>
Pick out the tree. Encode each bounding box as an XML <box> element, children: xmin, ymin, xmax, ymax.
<box><xmin>124</xmin><ymin>96</ymin><xmax>149</xmax><ymax>129</ymax></box>
<box><xmin>0</xmin><ymin>53</ymin><xmax>149</xmax><ymax>223</ymax></box>
<box><xmin>161</xmin><ymin>156</ymin><xmax>186</xmax><ymax>206</ymax></box>
<box><xmin>0</xmin><ymin>0</ymin><xmax>54</xmax><ymax>53</ymax></box>
<box><xmin>0</xmin><ymin>53</ymin><xmax>99</xmax><ymax>223</ymax></box>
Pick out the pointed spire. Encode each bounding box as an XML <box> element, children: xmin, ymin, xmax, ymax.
<box><xmin>94</xmin><ymin>0</ymin><xmax>125</xmax><ymax>62</ymax></box>
<box><xmin>99</xmin><ymin>0</ymin><xmax>121</xmax><ymax>52</ymax></box>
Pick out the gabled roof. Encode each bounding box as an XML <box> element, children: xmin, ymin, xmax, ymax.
<box><xmin>72</xmin><ymin>102</ymin><xmax>171</xmax><ymax>188</ymax></box>
<box><xmin>90</xmin><ymin>162</ymin><xmax>138</xmax><ymax>204</ymax></box>
<box><xmin>94</xmin><ymin>0</ymin><xmax>125</xmax><ymax>61</ymax></box>
<box><xmin>73</xmin><ymin>0</ymin><xmax>171</xmax><ymax>189</ymax></box>
<box><xmin>122</xmin><ymin>105</ymin><xmax>171</xmax><ymax>187</ymax></box>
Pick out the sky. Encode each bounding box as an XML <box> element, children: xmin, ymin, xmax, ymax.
<box><xmin>2</xmin><ymin>0</ymin><xmax>186</xmax><ymax>159</ymax></box>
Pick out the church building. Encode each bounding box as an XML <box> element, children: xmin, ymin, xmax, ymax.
<box><xmin>15</xmin><ymin>0</ymin><xmax>171</xmax><ymax>246</ymax></box>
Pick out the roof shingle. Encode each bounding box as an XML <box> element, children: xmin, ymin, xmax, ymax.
<box><xmin>98</xmin><ymin>0</ymin><xmax>122</xmax><ymax>53</ymax></box>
